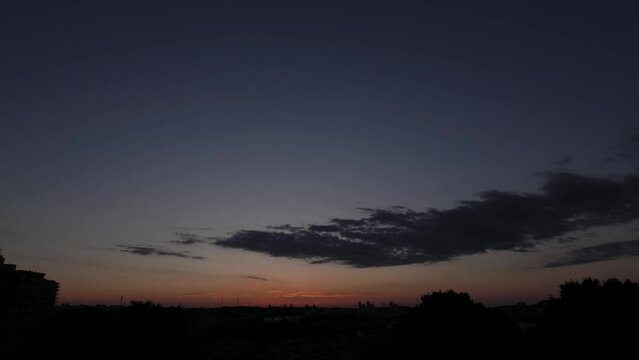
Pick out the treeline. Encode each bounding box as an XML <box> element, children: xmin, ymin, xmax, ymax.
<box><xmin>365</xmin><ymin>277</ymin><xmax>639</xmax><ymax>358</ymax></box>
<box><xmin>4</xmin><ymin>278</ymin><xmax>638</xmax><ymax>359</ymax></box>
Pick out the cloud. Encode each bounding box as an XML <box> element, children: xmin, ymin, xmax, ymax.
<box><xmin>545</xmin><ymin>239</ymin><xmax>639</xmax><ymax>267</ymax></box>
<box><xmin>266</xmin><ymin>224</ymin><xmax>304</xmax><ymax>231</ymax></box>
<box><xmin>213</xmin><ymin>172</ymin><xmax>639</xmax><ymax>267</ymax></box>
<box><xmin>176</xmin><ymin>226</ymin><xmax>216</xmax><ymax>231</ymax></box>
<box><xmin>246</xmin><ymin>275</ymin><xmax>269</xmax><ymax>281</ymax></box>
<box><xmin>117</xmin><ymin>245</ymin><xmax>205</xmax><ymax>260</ymax></box>
<box><xmin>460</xmin><ymin>176</ymin><xmax>477</xmax><ymax>185</ymax></box>
<box><xmin>606</xmin><ymin>127</ymin><xmax>639</xmax><ymax>162</ymax></box>
<box><xmin>267</xmin><ymin>290</ymin><xmax>354</xmax><ymax>298</ymax></box>
<box><xmin>0</xmin><ymin>227</ymin><xmax>14</xmax><ymax>236</ymax></box>
<box><xmin>554</xmin><ymin>157</ymin><xmax>573</xmax><ymax>167</ymax></box>
<box><xmin>169</xmin><ymin>232</ymin><xmax>207</xmax><ymax>245</ymax></box>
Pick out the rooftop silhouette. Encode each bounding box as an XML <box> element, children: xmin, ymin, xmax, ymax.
<box><xmin>0</xmin><ymin>251</ymin><xmax>59</xmax><ymax>337</ymax></box>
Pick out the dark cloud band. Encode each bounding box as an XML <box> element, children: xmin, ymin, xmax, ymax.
<box><xmin>117</xmin><ymin>245</ymin><xmax>205</xmax><ymax>260</ymax></box>
<box><xmin>213</xmin><ymin>172</ymin><xmax>639</xmax><ymax>267</ymax></box>
<box><xmin>545</xmin><ymin>239</ymin><xmax>639</xmax><ymax>268</ymax></box>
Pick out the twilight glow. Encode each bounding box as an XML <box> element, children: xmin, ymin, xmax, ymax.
<box><xmin>1</xmin><ymin>1</ymin><xmax>638</xmax><ymax>307</ymax></box>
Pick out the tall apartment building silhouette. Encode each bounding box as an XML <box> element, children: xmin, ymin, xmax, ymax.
<box><xmin>0</xmin><ymin>251</ymin><xmax>59</xmax><ymax>334</ymax></box>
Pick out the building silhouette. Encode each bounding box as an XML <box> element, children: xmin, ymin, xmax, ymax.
<box><xmin>0</xmin><ymin>251</ymin><xmax>59</xmax><ymax>334</ymax></box>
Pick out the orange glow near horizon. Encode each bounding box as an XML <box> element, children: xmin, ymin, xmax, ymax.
<box><xmin>11</xmin><ymin>233</ymin><xmax>639</xmax><ymax>309</ymax></box>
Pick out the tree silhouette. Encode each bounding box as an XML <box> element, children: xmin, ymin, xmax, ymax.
<box><xmin>361</xmin><ymin>290</ymin><xmax>520</xmax><ymax>359</ymax></box>
<box><xmin>535</xmin><ymin>278</ymin><xmax>639</xmax><ymax>357</ymax></box>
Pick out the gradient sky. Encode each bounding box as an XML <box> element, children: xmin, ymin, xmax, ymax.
<box><xmin>1</xmin><ymin>0</ymin><xmax>638</xmax><ymax>307</ymax></box>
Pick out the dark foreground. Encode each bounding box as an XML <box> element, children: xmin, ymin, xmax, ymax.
<box><xmin>2</xmin><ymin>278</ymin><xmax>638</xmax><ymax>359</ymax></box>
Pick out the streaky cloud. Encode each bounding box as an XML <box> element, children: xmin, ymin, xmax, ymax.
<box><xmin>169</xmin><ymin>232</ymin><xmax>207</xmax><ymax>245</ymax></box>
<box><xmin>246</xmin><ymin>275</ymin><xmax>269</xmax><ymax>281</ymax></box>
<box><xmin>213</xmin><ymin>172</ymin><xmax>639</xmax><ymax>267</ymax></box>
<box><xmin>267</xmin><ymin>290</ymin><xmax>354</xmax><ymax>298</ymax></box>
<box><xmin>117</xmin><ymin>245</ymin><xmax>205</xmax><ymax>260</ymax></box>
<box><xmin>606</xmin><ymin>127</ymin><xmax>639</xmax><ymax>162</ymax></box>
<box><xmin>554</xmin><ymin>157</ymin><xmax>573</xmax><ymax>166</ymax></box>
<box><xmin>266</xmin><ymin>224</ymin><xmax>304</xmax><ymax>231</ymax></box>
<box><xmin>545</xmin><ymin>239</ymin><xmax>639</xmax><ymax>268</ymax></box>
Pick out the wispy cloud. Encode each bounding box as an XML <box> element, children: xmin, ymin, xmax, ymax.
<box><xmin>606</xmin><ymin>127</ymin><xmax>639</xmax><ymax>162</ymax></box>
<box><xmin>169</xmin><ymin>232</ymin><xmax>208</xmax><ymax>245</ymax></box>
<box><xmin>117</xmin><ymin>245</ymin><xmax>205</xmax><ymax>260</ymax></box>
<box><xmin>246</xmin><ymin>275</ymin><xmax>269</xmax><ymax>281</ymax></box>
<box><xmin>176</xmin><ymin>227</ymin><xmax>216</xmax><ymax>231</ymax></box>
<box><xmin>545</xmin><ymin>239</ymin><xmax>639</xmax><ymax>268</ymax></box>
<box><xmin>553</xmin><ymin>157</ymin><xmax>573</xmax><ymax>167</ymax></box>
<box><xmin>267</xmin><ymin>290</ymin><xmax>354</xmax><ymax>298</ymax></box>
<box><xmin>0</xmin><ymin>226</ymin><xmax>28</xmax><ymax>242</ymax></box>
<box><xmin>213</xmin><ymin>172</ymin><xmax>639</xmax><ymax>267</ymax></box>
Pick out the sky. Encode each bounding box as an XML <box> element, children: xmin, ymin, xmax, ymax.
<box><xmin>1</xmin><ymin>0</ymin><xmax>638</xmax><ymax>307</ymax></box>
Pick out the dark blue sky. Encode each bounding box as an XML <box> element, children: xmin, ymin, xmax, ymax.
<box><xmin>1</xmin><ymin>1</ymin><xmax>638</xmax><ymax>305</ymax></box>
